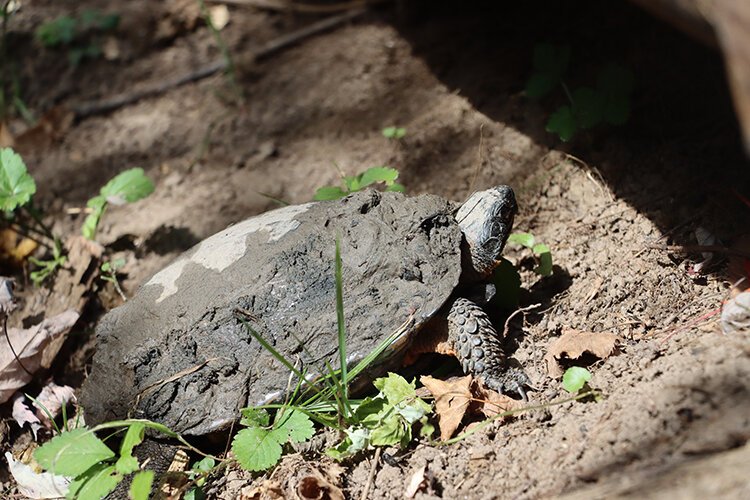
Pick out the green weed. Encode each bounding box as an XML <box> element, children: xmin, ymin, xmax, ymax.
<box><xmin>35</xmin><ymin>9</ymin><xmax>119</xmax><ymax>65</ymax></box>
<box><xmin>507</xmin><ymin>232</ymin><xmax>553</xmax><ymax>276</ymax></box>
<box><xmin>382</xmin><ymin>126</ymin><xmax>406</xmax><ymax>140</ymax></box>
<box><xmin>0</xmin><ymin>147</ymin><xmax>153</xmax><ymax>284</ymax></box>
<box><xmin>562</xmin><ymin>366</ymin><xmax>592</xmax><ymax>393</ymax></box>
<box><xmin>526</xmin><ymin>43</ymin><xmax>634</xmax><ymax>142</ymax></box>
<box><xmin>314</xmin><ymin>166</ymin><xmax>405</xmax><ymax>201</ymax></box>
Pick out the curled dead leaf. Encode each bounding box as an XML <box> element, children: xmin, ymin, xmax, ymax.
<box><xmin>295</xmin><ymin>474</ymin><xmax>345</xmax><ymax>500</ymax></box>
<box><xmin>721</xmin><ymin>290</ymin><xmax>750</xmax><ymax>334</ymax></box>
<box><xmin>0</xmin><ymin>310</ymin><xmax>80</xmax><ymax>403</ymax></box>
<box><xmin>421</xmin><ymin>375</ymin><xmax>472</xmax><ymax>441</ymax></box>
<box><xmin>471</xmin><ymin>380</ymin><xmax>525</xmax><ymax>418</ymax></box>
<box><xmin>404</xmin><ymin>465</ymin><xmax>427</xmax><ymax>498</ymax></box>
<box><xmin>545</xmin><ymin>328</ymin><xmax>619</xmax><ymax>378</ymax></box>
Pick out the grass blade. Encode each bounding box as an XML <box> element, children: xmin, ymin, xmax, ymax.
<box><xmin>334</xmin><ymin>237</ymin><xmax>350</xmax><ymax>413</ymax></box>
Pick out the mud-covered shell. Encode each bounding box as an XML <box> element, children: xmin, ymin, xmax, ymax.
<box><xmin>81</xmin><ymin>190</ymin><xmax>463</xmax><ymax>435</ymax></box>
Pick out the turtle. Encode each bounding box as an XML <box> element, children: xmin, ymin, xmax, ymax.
<box><xmin>81</xmin><ymin>185</ymin><xmax>527</xmax><ymax>436</ymax></box>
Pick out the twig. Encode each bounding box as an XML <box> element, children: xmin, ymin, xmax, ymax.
<box><xmin>72</xmin><ymin>9</ymin><xmax>366</xmax><ymax>119</ymax></box>
<box><xmin>3</xmin><ymin>314</ymin><xmax>33</xmax><ymax>377</ymax></box>
<box><xmin>360</xmin><ymin>447</ymin><xmax>381</xmax><ymax>500</ymax></box>
<box><xmin>502</xmin><ymin>303</ymin><xmax>541</xmax><ymax>338</ymax></box>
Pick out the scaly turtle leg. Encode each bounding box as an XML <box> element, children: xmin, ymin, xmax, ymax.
<box><xmin>447</xmin><ymin>297</ymin><xmax>530</xmax><ymax>399</ymax></box>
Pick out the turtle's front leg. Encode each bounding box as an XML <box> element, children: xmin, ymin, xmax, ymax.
<box><xmin>448</xmin><ymin>297</ymin><xmax>530</xmax><ymax>399</ymax></box>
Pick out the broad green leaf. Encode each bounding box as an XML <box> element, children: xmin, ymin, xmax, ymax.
<box><xmin>532</xmin><ymin>243</ymin><xmax>553</xmax><ymax>276</ymax></box>
<box><xmin>419</xmin><ymin>416</ymin><xmax>435</xmax><ymax>438</ymax></box>
<box><xmin>128</xmin><ymin>470</ymin><xmax>154</xmax><ymax>500</ymax></box>
<box><xmin>100</xmin><ymin>168</ymin><xmax>154</xmax><ymax>205</ymax></box>
<box><xmin>373</xmin><ymin>373</ymin><xmax>415</xmax><ymax>406</ymax></box>
<box><xmin>508</xmin><ymin>232</ymin><xmax>535</xmax><ymax>248</ymax></box>
<box><xmin>35</xmin><ymin>428</ymin><xmax>115</xmax><ymax>477</ymax></box>
<box><xmin>313</xmin><ymin>186</ymin><xmax>347</xmax><ymax>201</ymax></box>
<box><xmin>546</xmin><ymin>105</ymin><xmax>577</xmax><ymax>142</ymax></box>
<box><xmin>274</xmin><ymin>410</ymin><xmax>315</xmax><ymax>443</ymax></box>
<box><xmin>192</xmin><ymin>457</ymin><xmax>216</xmax><ymax>473</ymax></box>
<box><xmin>370</xmin><ymin>414</ymin><xmax>408</xmax><ymax>447</ymax></box>
<box><xmin>396</xmin><ymin>399</ymin><xmax>431</xmax><ymax>424</ymax></box>
<box><xmin>386</xmin><ymin>183</ymin><xmax>406</xmax><ymax>193</ymax></box>
<box><xmin>562</xmin><ymin>367</ymin><xmax>592</xmax><ymax>393</ymax></box>
<box><xmin>0</xmin><ymin>147</ymin><xmax>36</xmax><ymax>212</ymax></box>
<box><xmin>115</xmin><ymin>423</ymin><xmax>144</xmax><ymax>474</ymax></box>
<box><xmin>359</xmin><ymin>166</ymin><xmax>399</xmax><ymax>188</ymax></box>
<box><xmin>66</xmin><ymin>463</ymin><xmax>121</xmax><ymax>500</ymax></box>
<box><xmin>572</xmin><ymin>87</ymin><xmax>604</xmax><ymax>130</ymax></box>
<box><xmin>232</xmin><ymin>427</ymin><xmax>282</xmax><ymax>472</ymax></box>
<box><xmin>355</xmin><ymin>396</ymin><xmax>387</xmax><ymax>428</ymax></box>
<box><xmin>240</xmin><ymin>407</ymin><xmax>270</xmax><ymax>427</ymax></box>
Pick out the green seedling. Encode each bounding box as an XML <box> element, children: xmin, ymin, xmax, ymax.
<box><xmin>82</xmin><ymin>168</ymin><xmax>155</xmax><ymax>240</ymax></box>
<box><xmin>35</xmin><ymin>9</ymin><xmax>119</xmax><ymax>65</ymax></box>
<box><xmin>314</xmin><ymin>166</ymin><xmax>405</xmax><ymax>201</ymax></box>
<box><xmin>562</xmin><ymin>366</ymin><xmax>592</xmax><ymax>393</ymax></box>
<box><xmin>0</xmin><ymin>147</ymin><xmax>154</xmax><ymax>284</ymax></box>
<box><xmin>100</xmin><ymin>257</ymin><xmax>127</xmax><ymax>300</ymax></box>
<box><xmin>184</xmin><ymin>457</ymin><xmax>216</xmax><ymax>500</ymax></box>
<box><xmin>382</xmin><ymin>126</ymin><xmax>406</xmax><ymax>140</ymax></box>
<box><xmin>507</xmin><ymin>232</ymin><xmax>553</xmax><ymax>276</ymax></box>
<box><xmin>526</xmin><ymin>43</ymin><xmax>634</xmax><ymax>142</ymax></box>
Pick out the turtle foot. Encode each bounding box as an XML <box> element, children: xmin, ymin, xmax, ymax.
<box><xmin>447</xmin><ymin>297</ymin><xmax>531</xmax><ymax>399</ymax></box>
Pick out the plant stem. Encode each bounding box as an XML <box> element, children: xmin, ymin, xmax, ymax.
<box><xmin>197</xmin><ymin>0</ymin><xmax>239</xmax><ymax>94</ymax></box>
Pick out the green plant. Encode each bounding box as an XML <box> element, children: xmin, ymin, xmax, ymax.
<box><xmin>35</xmin><ymin>9</ymin><xmax>119</xmax><ymax>65</ymax></box>
<box><xmin>507</xmin><ymin>232</ymin><xmax>553</xmax><ymax>276</ymax></box>
<box><xmin>526</xmin><ymin>43</ymin><xmax>634</xmax><ymax>142</ymax></box>
<box><xmin>562</xmin><ymin>366</ymin><xmax>592</xmax><ymax>393</ymax></box>
<box><xmin>100</xmin><ymin>257</ymin><xmax>127</xmax><ymax>300</ymax></box>
<box><xmin>0</xmin><ymin>147</ymin><xmax>154</xmax><ymax>284</ymax></box>
<box><xmin>82</xmin><ymin>168</ymin><xmax>154</xmax><ymax>240</ymax></box>
<box><xmin>34</xmin><ymin>418</ymin><xmax>220</xmax><ymax>499</ymax></box>
<box><xmin>382</xmin><ymin>126</ymin><xmax>406</xmax><ymax>140</ymax></box>
<box><xmin>313</xmin><ymin>166</ymin><xmax>405</xmax><ymax>201</ymax></box>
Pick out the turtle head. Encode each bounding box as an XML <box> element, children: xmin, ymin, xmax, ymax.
<box><xmin>456</xmin><ymin>185</ymin><xmax>517</xmax><ymax>278</ymax></box>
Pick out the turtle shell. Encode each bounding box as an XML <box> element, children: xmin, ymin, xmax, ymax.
<box><xmin>81</xmin><ymin>189</ymin><xmax>463</xmax><ymax>435</ymax></box>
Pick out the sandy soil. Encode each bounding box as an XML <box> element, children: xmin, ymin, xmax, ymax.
<box><xmin>1</xmin><ymin>0</ymin><xmax>749</xmax><ymax>498</ymax></box>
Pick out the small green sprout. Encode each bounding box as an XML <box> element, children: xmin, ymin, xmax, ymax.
<box><xmin>35</xmin><ymin>10</ymin><xmax>119</xmax><ymax>65</ymax></box>
<box><xmin>507</xmin><ymin>232</ymin><xmax>553</xmax><ymax>276</ymax></box>
<box><xmin>314</xmin><ymin>166</ymin><xmax>405</xmax><ymax>201</ymax></box>
<box><xmin>82</xmin><ymin>168</ymin><xmax>155</xmax><ymax>240</ymax></box>
<box><xmin>562</xmin><ymin>367</ymin><xmax>592</xmax><ymax>393</ymax></box>
<box><xmin>382</xmin><ymin>126</ymin><xmax>406</xmax><ymax>140</ymax></box>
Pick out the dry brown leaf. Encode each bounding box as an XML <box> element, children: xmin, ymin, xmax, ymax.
<box><xmin>11</xmin><ymin>393</ymin><xmax>42</xmax><ymax>439</ymax></box>
<box><xmin>296</xmin><ymin>474</ymin><xmax>345</xmax><ymax>500</ymax></box>
<box><xmin>721</xmin><ymin>290</ymin><xmax>750</xmax><ymax>334</ymax></box>
<box><xmin>545</xmin><ymin>327</ymin><xmax>619</xmax><ymax>378</ymax></box>
<box><xmin>0</xmin><ymin>229</ymin><xmax>38</xmax><ymax>266</ymax></box>
<box><xmin>421</xmin><ymin>375</ymin><xmax>472</xmax><ymax>441</ymax></box>
<box><xmin>404</xmin><ymin>465</ymin><xmax>427</xmax><ymax>498</ymax></box>
<box><xmin>472</xmin><ymin>380</ymin><xmax>524</xmax><ymax>418</ymax></box>
<box><xmin>12</xmin><ymin>106</ymin><xmax>74</xmax><ymax>155</ymax></box>
<box><xmin>0</xmin><ymin>310</ymin><xmax>80</xmax><ymax>403</ymax></box>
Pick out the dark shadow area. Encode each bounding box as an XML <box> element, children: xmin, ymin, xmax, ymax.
<box><xmin>388</xmin><ymin>0</ymin><xmax>750</xmax><ymax>244</ymax></box>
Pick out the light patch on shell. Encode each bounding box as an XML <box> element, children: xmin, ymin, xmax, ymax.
<box><xmin>146</xmin><ymin>203</ymin><xmax>313</xmax><ymax>302</ymax></box>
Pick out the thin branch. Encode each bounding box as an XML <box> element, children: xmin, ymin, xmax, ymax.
<box><xmin>73</xmin><ymin>9</ymin><xmax>366</xmax><ymax>118</ymax></box>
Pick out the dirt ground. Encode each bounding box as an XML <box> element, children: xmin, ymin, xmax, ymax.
<box><xmin>2</xmin><ymin>0</ymin><xmax>750</xmax><ymax>498</ymax></box>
